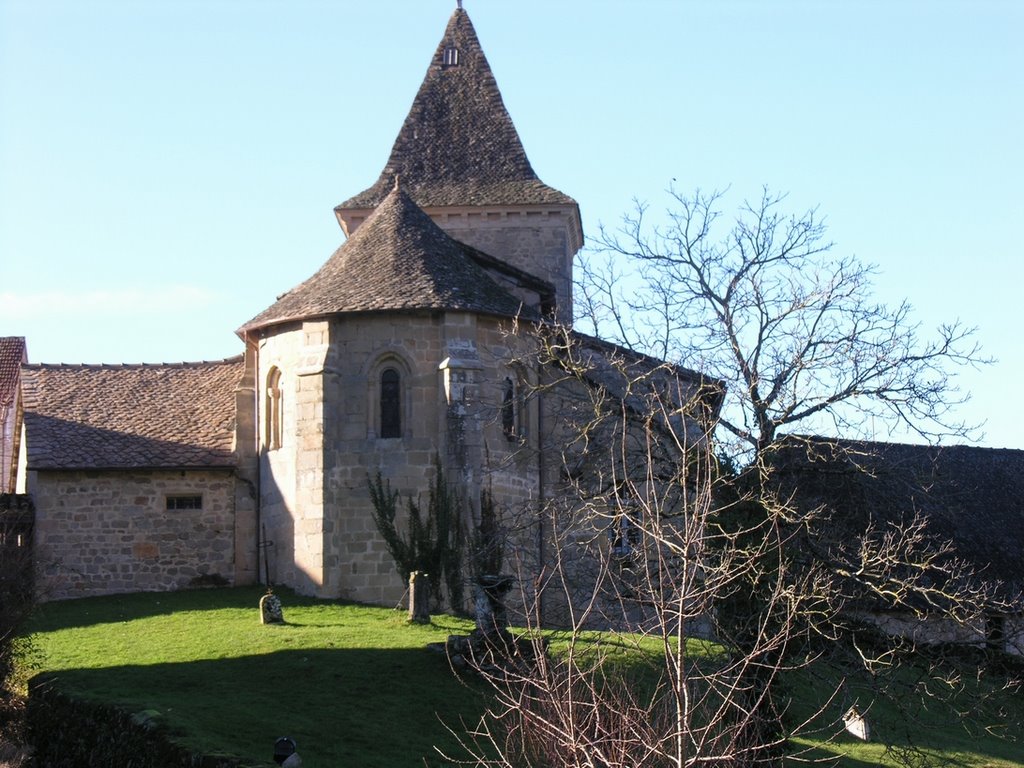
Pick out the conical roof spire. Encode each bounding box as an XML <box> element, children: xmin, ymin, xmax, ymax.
<box><xmin>337</xmin><ymin>7</ymin><xmax>575</xmax><ymax>211</ymax></box>
<box><xmin>241</xmin><ymin>185</ymin><xmax>534</xmax><ymax>333</ymax></box>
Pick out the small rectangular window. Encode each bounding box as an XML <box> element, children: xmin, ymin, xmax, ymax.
<box><xmin>166</xmin><ymin>495</ymin><xmax>203</xmax><ymax>510</ymax></box>
<box><xmin>443</xmin><ymin>47</ymin><xmax>459</xmax><ymax>67</ymax></box>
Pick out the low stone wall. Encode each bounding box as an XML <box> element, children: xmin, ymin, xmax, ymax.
<box><xmin>855</xmin><ymin>609</ymin><xmax>1024</xmax><ymax>657</ymax></box>
<box><xmin>31</xmin><ymin>469</ymin><xmax>237</xmax><ymax>601</ymax></box>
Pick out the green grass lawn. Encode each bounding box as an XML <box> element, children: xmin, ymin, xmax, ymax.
<box><xmin>15</xmin><ymin>587</ymin><xmax>1024</xmax><ymax>767</ymax></box>
<box><xmin>18</xmin><ymin>587</ymin><xmax>483</xmax><ymax>767</ymax></box>
<box><xmin>785</xmin><ymin>657</ymin><xmax>1024</xmax><ymax>767</ymax></box>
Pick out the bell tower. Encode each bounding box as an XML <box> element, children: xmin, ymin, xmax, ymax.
<box><xmin>334</xmin><ymin>5</ymin><xmax>583</xmax><ymax>325</ymax></box>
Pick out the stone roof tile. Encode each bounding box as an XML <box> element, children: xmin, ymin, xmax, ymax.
<box><xmin>21</xmin><ymin>357</ymin><xmax>244</xmax><ymax>470</ymax></box>
<box><xmin>337</xmin><ymin>7</ymin><xmax>575</xmax><ymax>211</ymax></box>
<box><xmin>242</xmin><ymin>185</ymin><xmax>536</xmax><ymax>333</ymax></box>
<box><xmin>773</xmin><ymin>437</ymin><xmax>1024</xmax><ymax>593</ymax></box>
<box><xmin>0</xmin><ymin>337</ymin><xmax>27</xmax><ymax>410</ymax></box>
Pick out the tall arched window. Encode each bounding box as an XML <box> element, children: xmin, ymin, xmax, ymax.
<box><xmin>380</xmin><ymin>368</ymin><xmax>401</xmax><ymax>439</ymax></box>
<box><xmin>266</xmin><ymin>367</ymin><xmax>283</xmax><ymax>450</ymax></box>
<box><xmin>501</xmin><ymin>376</ymin><xmax>516</xmax><ymax>440</ymax></box>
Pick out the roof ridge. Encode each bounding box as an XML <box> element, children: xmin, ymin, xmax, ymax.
<box><xmin>569</xmin><ymin>330</ymin><xmax>720</xmax><ymax>389</ymax></box>
<box><xmin>23</xmin><ymin>355</ymin><xmax>244</xmax><ymax>371</ymax></box>
<box><xmin>786</xmin><ymin>435</ymin><xmax>1024</xmax><ymax>454</ymax></box>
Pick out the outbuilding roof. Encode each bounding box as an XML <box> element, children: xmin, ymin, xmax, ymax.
<box><xmin>242</xmin><ymin>184</ymin><xmax>537</xmax><ymax>333</ymax></box>
<box><xmin>771</xmin><ymin>438</ymin><xmax>1024</xmax><ymax>595</ymax></box>
<box><xmin>336</xmin><ymin>6</ymin><xmax>575</xmax><ymax>211</ymax></box>
<box><xmin>21</xmin><ymin>357</ymin><xmax>244</xmax><ymax>470</ymax></box>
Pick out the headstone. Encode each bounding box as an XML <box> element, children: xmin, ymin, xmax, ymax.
<box><xmin>409</xmin><ymin>571</ymin><xmax>431</xmax><ymax>624</ymax></box>
<box><xmin>260</xmin><ymin>590</ymin><xmax>284</xmax><ymax>624</ymax></box>
<box><xmin>843</xmin><ymin>706</ymin><xmax>871</xmax><ymax>741</ymax></box>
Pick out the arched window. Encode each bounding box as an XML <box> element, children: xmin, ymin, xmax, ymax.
<box><xmin>266</xmin><ymin>367</ymin><xmax>283</xmax><ymax>450</ymax></box>
<box><xmin>501</xmin><ymin>377</ymin><xmax>516</xmax><ymax>440</ymax></box>
<box><xmin>380</xmin><ymin>368</ymin><xmax>402</xmax><ymax>439</ymax></box>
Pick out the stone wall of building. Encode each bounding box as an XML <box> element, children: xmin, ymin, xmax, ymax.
<box><xmin>233</xmin><ymin>348</ymin><xmax>260</xmax><ymax>588</ymax></box>
<box><xmin>256</xmin><ymin>309</ymin><xmax>544</xmax><ymax>607</ymax></box>
<box><xmin>31</xmin><ymin>468</ymin><xmax>237</xmax><ymax>601</ymax></box>
<box><xmin>429</xmin><ymin>206</ymin><xmax>580</xmax><ymax>324</ymax></box>
<box><xmin>257</xmin><ymin>322</ymin><xmax>316</xmax><ymax>594</ymax></box>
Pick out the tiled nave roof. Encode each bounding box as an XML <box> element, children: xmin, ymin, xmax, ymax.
<box><xmin>21</xmin><ymin>357</ymin><xmax>243</xmax><ymax>470</ymax></box>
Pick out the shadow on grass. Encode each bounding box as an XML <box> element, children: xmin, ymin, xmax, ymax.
<box><xmin>785</xmin><ymin>653</ymin><xmax>1024</xmax><ymax>768</ymax></box>
<box><xmin>31</xmin><ymin>646</ymin><xmax>485</xmax><ymax>768</ymax></box>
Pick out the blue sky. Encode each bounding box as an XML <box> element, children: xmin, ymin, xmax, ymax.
<box><xmin>1</xmin><ymin>1</ymin><xmax>1021</xmax><ymax>448</ymax></box>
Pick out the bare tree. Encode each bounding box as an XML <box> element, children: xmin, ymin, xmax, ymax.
<box><xmin>445</xmin><ymin>189</ymin><xmax>1018</xmax><ymax>767</ymax></box>
<box><xmin>581</xmin><ymin>187</ymin><xmax>985</xmax><ymax>457</ymax></box>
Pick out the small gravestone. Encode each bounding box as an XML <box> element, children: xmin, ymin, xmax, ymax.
<box><xmin>260</xmin><ymin>589</ymin><xmax>284</xmax><ymax>624</ymax></box>
<box><xmin>843</xmin><ymin>706</ymin><xmax>871</xmax><ymax>741</ymax></box>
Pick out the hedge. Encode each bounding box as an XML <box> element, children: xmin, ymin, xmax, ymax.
<box><xmin>28</xmin><ymin>677</ymin><xmax>258</xmax><ymax>768</ymax></box>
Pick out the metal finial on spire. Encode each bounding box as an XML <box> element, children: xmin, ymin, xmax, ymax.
<box><xmin>457</xmin><ymin>0</ymin><xmax>463</xmax><ymax>9</ymax></box>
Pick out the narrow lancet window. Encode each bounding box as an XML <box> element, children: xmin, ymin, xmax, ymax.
<box><xmin>380</xmin><ymin>368</ymin><xmax>402</xmax><ymax>439</ymax></box>
<box><xmin>502</xmin><ymin>377</ymin><xmax>515</xmax><ymax>440</ymax></box>
<box><xmin>443</xmin><ymin>46</ymin><xmax>459</xmax><ymax>67</ymax></box>
<box><xmin>266</xmin><ymin>367</ymin><xmax>283</xmax><ymax>450</ymax></box>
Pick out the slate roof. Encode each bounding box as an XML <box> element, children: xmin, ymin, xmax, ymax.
<box><xmin>337</xmin><ymin>7</ymin><xmax>576</xmax><ymax>211</ymax></box>
<box><xmin>771</xmin><ymin>437</ymin><xmax>1024</xmax><ymax>594</ymax></box>
<box><xmin>242</xmin><ymin>184</ymin><xmax>538</xmax><ymax>333</ymax></box>
<box><xmin>21</xmin><ymin>357</ymin><xmax>244</xmax><ymax>470</ymax></box>
<box><xmin>0</xmin><ymin>337</ymin><xmax>27</xmax><ymax>411</ymax></box>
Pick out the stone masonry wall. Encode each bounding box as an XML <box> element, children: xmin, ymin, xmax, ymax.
<box><xmin>854</xmin><ymin>609</ymin><xmax>1024</xmax><ymax>656</ymax></box>
<box><xmin>31</xmin><ymin>468</ymin><xmax>237</xmax><ymax>601</ymax></box>
<box><xmin>321</xmin><ymin>312</ymin><xmax>542</xmax><ymax>608</ymax></box>
<box><xmin>257</xmin><ymin>309</ymin><xmax>545</xmax><ymax>607</ymax></box>
<box><xmin>257</xmin><ymin>323</ymin><xmax>322</xmax><ymax>594</ymax></box>
<box><xmin>430</xmin><ymin>207</ymin><xmax>579</xmax><ymax>325</ymax></box>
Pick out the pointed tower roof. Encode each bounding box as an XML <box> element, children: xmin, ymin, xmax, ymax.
<box><xmin>241</xmin><ymin>184</ymin><xmax>536</xmax><ymax>334</ymax></box>
<box><xmin>336</xmin><ymin>6</ymin><xmax>575</xmax><ymax>211</ymax></box>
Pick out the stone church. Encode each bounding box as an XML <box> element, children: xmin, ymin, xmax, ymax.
<box><xmin>12</xmin><ymin>6</ymin><xmax>714</xmax><ymax>607</ymax></box>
